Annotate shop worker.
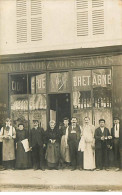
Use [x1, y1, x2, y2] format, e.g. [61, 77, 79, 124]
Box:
[94, 119, 112, 171]
[0, 118, 16, 170]
[65, 117, 82, 171]
[82, 117, 95, 170]
[60, 117, 70, 168]
[29, 120, 46, 171]
[45, 120, 60, 169]
[111, 117, 122, 171]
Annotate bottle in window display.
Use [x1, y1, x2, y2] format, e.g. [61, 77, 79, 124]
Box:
[81, 97, 83, 109]
[95, 98, 98, 108]
[109, 97, 112, 108]
[89, 98, 92, 108]
[101, 98, 104, 107]
[103, 98, 106, 107]
[106, 97, 110, 108]
[97, 98, 100, 108]
[84, 97, 87, 108]
[87, 98, 90, 108]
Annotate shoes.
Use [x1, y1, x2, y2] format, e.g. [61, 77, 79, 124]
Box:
[71, 168, 76, 171]
[40, 168, 45, 171]
[96, 169, 100, 171]
[34, 168, 38, 171]
[0, 167, 6, 171]
[105, 168, 109, 171]
[78, 168, 82, 171]
[115, 168, 120, 172]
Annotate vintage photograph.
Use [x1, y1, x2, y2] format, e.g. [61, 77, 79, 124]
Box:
[0, 0, 122, 192]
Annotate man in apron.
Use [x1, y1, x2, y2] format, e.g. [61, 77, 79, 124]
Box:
[0, 118, 16, 170]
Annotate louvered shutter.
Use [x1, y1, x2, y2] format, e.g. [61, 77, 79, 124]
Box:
[31, 0, 42, 41]
[76, 0, 88, 36]
[92, 0, 104, 35]
[16, 0, 27, 43]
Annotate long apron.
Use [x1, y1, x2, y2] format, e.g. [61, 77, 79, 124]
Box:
[60, 135, 70, 162]
[3, 139, 15, 161]
[46, 142, 60, 164]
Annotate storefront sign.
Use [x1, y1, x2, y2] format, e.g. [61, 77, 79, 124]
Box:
[73, 69, 111, 90]
[0, 61, 45, 73]
[36, 74, 46, 93]
[0, 55, 122, 73]
[46, 55, 122, 70]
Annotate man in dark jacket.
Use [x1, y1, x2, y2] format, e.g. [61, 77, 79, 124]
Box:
[94, 119, 112, 171]
[65, 117, 82, 171]
[111, 117, 122, 171]
[29, 120, 46, 170]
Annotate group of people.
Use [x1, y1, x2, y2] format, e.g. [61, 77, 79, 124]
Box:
[0, 116, 122, 171]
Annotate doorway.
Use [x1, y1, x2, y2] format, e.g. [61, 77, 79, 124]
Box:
[49, 93, 71, 126]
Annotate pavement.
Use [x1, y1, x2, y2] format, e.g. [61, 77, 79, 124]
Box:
[0, 168, 122, 192]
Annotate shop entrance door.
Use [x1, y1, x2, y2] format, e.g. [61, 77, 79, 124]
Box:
[49, 93, 71, 125]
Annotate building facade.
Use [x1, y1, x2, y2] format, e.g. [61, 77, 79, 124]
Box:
[0, 0, 122, 130]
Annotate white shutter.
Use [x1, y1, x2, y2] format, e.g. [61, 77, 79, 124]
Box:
[92, 0, 104, 35]
[16, 0, 27, 43]
[76, 0, 88, 36]
[31, 0, 42, 41]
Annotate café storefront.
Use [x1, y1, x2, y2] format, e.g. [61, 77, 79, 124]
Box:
[0, 53, 122, 131]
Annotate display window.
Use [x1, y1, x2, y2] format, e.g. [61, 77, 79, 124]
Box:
[10, 73, 47, 130]
[72, 69, 112, 130]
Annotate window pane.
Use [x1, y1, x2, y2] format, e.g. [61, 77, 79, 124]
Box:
[50, 72, 69, 92]
[11, 75, 27, 94]
[29, 73, 46, 94]
[29, 94, 47, 130]
[10, 94, 28, 129]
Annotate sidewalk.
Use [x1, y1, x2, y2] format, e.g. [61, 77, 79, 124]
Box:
[0, 169, 122, 191]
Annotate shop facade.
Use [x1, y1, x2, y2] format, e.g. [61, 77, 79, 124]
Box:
[0, 52, 122, 131]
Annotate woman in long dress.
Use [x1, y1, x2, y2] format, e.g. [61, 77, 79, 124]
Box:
[15, 124, 31, 169]
[45, 120, 60, 169]
[83, 117, 95, 170]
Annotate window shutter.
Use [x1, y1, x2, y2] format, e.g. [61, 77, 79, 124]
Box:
[16, 0, 27, 43]
[31, 0, 42, 41]
[76, 0, 88, 36]
[92, 0, 104, 35]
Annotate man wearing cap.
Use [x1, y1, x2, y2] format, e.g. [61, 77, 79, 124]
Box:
[29, 120, 46, 170]
[111, 117, 122, 171]
[0, 118, 16, 170]
[94, 119, 112, 171]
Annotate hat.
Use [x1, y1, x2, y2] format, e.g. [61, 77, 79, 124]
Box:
[18, 123, 24, 127]
[33, 120, 39, 123]
[113, 117, 120, 120]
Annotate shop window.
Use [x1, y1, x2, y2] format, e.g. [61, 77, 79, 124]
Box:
[72, 69, 112, 129]
[29, 73, 46, 94]
[72, 70, 92, 125]
[49, 72, 69, 93]
[10, 74, 27, 95]
[29, 94, 47, 130]
[10, 73, 47, 131]
[10, 94, 28, 129]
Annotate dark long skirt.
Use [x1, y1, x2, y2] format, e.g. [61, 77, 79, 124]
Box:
[46, 142, 60, 168]
[15, 141, 31, 169]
